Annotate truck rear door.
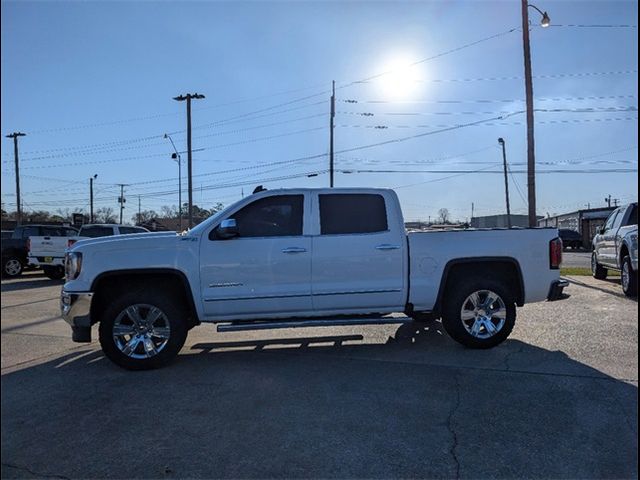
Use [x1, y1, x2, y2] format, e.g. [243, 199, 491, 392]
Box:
[310, 192, 406, 313]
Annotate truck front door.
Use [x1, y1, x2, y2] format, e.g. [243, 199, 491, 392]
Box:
[200, 193, 313, 318]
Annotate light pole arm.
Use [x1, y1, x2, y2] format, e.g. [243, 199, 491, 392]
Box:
[164, 134, 181, 162]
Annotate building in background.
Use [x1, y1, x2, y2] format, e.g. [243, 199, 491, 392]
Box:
[537, 207, 616, 248]
[470, 214, 532, 228]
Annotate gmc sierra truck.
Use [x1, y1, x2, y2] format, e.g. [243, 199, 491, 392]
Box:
[61, 188, 567, 370]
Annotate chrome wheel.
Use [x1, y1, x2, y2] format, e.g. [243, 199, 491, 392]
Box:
[112, 304, 171, 359]
[460, 290, 507, 339]
[4, 259, 21, 276]
[622, 261, 630, 291]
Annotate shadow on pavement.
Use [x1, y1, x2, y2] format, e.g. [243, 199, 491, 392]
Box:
[1, 322, 637, 479]
[1, 277, 63, 293]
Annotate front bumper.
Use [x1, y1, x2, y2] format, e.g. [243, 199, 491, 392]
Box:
[547, 279, 569, 301]
[61, 290, 94, 342]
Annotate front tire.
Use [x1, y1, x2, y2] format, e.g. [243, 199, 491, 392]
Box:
[441, 278, 516, 349]
[99, 290, 188, 370]
[591, 252, 607, 280]
[621, 255, 638, 297]
[2, 256, 23, 278]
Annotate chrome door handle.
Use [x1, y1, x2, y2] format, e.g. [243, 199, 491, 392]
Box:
[281, 247, 307, 254]
[375, 244, 401, 250]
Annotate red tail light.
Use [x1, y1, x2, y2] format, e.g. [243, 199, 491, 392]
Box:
[67, 239, 77, 248]
[550, 237, 562, 269]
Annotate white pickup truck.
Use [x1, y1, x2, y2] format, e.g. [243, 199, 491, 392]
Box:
[29, 224, 149, 279]
[592, 202, 638, 296]
[61, 188, 567, 370]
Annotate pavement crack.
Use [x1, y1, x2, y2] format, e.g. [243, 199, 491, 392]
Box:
[2, 462, 71, 479]
[446, 374, 462, 479]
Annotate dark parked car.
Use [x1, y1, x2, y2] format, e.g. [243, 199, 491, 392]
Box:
[559, 229, 583, 250]
[1, 224, 77, 278]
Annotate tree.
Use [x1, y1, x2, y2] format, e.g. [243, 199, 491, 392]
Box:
[160, 205, 178, 219]
[437, 208, 450, 224]
[132, 210, 158, 225]
[94, 207, 117, 223]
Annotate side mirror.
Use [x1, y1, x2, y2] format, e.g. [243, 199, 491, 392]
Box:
[599, 227, 606, 235]
[217, 218, 238, 239]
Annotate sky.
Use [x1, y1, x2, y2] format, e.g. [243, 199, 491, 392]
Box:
[1, 0, 638, 224]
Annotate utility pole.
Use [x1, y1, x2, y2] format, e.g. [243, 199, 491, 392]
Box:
[117, 184, 128, 224]
[329, 80, 335, 188]
[138, 196, 141, 224]
[173, 93, 205, 228]
[605, 195, 612, 207]
[6, 132, 25, 225]
[471, 202, 474, 222]
[89, 174, 97, 223]
[522, 1, 536, 227]
[498, 138, 512, 228]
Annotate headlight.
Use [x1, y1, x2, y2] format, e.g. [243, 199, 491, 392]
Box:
[64, 252, 83, 280]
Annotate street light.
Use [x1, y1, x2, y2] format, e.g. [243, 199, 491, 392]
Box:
[164, 133, 182, 231]
[497, 138, 512, 229]
[89, 174, 97, 223]
[521, 1, 550, 227]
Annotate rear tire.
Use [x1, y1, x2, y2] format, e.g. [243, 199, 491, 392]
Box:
[2, 256, 23, 278]
[43, 265, 65, 280]
[591, 252, 607, 280]
[441, 277, 516, 349]
[621, 255, 638, 297]
[99, 289, 188, 370]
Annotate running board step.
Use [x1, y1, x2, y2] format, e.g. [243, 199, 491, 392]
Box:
[216, 315, 413, 333]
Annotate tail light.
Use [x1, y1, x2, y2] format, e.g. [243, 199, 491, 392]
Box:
[68, 239, 77, 248]
[550, 237, 562, 269]
[27, 238, 31, 253]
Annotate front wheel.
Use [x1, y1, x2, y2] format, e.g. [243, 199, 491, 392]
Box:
[621, 255, 638, 297]
[441, 278, 516, 349]
[99, 290, 188, 370]
[591, 252, 607, 280]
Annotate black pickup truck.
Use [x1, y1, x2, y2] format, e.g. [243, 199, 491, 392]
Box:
[1, 224, 78, 278]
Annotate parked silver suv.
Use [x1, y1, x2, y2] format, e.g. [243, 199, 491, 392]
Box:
[591, 202, 638, 297]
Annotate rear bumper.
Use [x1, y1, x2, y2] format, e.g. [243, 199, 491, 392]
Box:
[547, 279, 569, 301]
[28, 256, 64, 267]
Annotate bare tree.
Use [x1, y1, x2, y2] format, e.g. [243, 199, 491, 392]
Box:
[132, 210, 158, 225]
[437, 208, 450, 224]
[94, 207, 117, 223]
[160, 205, 178, 218]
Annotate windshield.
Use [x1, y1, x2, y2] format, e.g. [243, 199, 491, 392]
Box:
[186, 199, 245, 237]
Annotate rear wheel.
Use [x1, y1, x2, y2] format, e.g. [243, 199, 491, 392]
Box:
[591, 252, 607, 280]
[2, 256, 23, 278]
[621, 255, 637, 297]
[441, 278, 516, 349]
[99, 290, 188, 370]
[43, 265, 65, 280]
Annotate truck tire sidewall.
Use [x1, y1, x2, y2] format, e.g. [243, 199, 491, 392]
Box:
[43, 265, 65, 280]
[622, 255, 638, 297]
[2, 256, 23, 278]
[99, 290, 188, 370]
[591, 252, 607, 280]
[442, 278, 516, 349]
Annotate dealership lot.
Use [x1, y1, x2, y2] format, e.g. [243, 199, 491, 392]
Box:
[1, 272, 637, 479]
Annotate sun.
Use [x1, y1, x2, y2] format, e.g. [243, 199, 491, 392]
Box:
[377, 55, 423, 99]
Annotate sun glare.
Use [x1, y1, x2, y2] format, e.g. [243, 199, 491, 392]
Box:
[377, 55, 423, 99]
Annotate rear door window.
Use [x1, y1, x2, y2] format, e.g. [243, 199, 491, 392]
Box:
[319, 194, 388, 235]
[79, 226, 114, 238]
[119, 227, 148, 235]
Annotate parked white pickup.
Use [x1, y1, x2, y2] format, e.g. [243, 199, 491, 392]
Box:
[30, 224, 148, 280]
[61, 188, 567, 370]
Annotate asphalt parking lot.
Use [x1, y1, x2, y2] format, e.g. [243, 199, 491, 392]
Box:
[1, 271, 637, 479]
